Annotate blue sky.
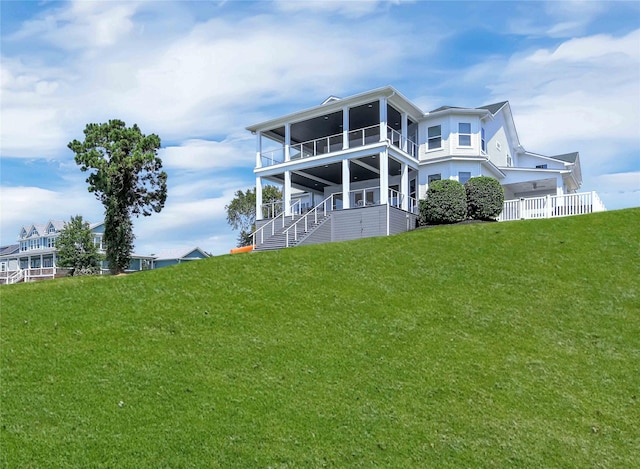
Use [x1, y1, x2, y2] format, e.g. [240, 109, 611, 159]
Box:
[1, 0, 639, 255]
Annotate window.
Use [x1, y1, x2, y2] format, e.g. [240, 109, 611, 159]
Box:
[506, 155, 512, 167]
[20, 241, 27, 252]
[496, 141, 502, 151]
[43, 256, 54, 268]
[47, 237, 56, 248]
[536, 164, 548, 169]
[481, 128, 486, 153]
[459, 172, 471, 184]
[31, 258, 40, 269]
[428, 173, 441, 184]
[427, 125, 442, 150]
[458, 123, 471, 146]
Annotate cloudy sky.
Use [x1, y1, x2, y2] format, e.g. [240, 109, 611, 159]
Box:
[1, 0, 639, 255]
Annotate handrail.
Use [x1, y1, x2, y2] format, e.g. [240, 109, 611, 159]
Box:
[251, 199, 301, 247]
[387, 128, 418, 159]
[283, 194, 336, 247]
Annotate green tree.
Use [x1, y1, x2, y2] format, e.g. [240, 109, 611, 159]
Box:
[56, 215, 104, 276]
[68, 120, 167, 274]
[225, 185, 282, 247]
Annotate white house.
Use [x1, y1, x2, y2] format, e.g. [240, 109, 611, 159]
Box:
[248, 86, 605, 250]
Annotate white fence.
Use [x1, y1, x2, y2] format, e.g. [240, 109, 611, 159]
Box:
[498, 191, 606, 222]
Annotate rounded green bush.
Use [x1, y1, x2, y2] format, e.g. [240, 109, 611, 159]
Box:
[420, 179, 467, 225]
[465, 176, 505, 220]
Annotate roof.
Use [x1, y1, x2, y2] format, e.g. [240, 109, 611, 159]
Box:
[477, 101, 508, 115]
[0, 244, 19, 256]
[549, 152, 579, 163]
[152, 247, 209, 261]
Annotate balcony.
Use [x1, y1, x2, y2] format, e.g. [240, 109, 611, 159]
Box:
[259, 125, 418, 168]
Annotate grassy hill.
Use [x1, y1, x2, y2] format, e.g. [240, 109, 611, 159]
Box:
[1, 209, 639, 468]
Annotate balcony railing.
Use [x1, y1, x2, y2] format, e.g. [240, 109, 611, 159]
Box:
[498, 191, 606, 221]
[259, 125, 418, 167]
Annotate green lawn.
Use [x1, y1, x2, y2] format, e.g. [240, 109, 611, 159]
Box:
[1, 209, 639, 468]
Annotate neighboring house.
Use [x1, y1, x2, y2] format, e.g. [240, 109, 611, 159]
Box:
[151, 248, 210, 269]
[249, 85, 605, 250]
[0, 220, 209, 284]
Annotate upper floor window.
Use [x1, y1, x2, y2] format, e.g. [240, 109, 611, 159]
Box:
[506, 154, 512, 167]
[20, 241, 27, 252]
[459, 172, 471, 184]
[427, 125, 442, 150]
[47, 237, 56, 248]
[481, 128, 486, 153]
[536, 164, 548, 169]
[458, 123, 471, 146]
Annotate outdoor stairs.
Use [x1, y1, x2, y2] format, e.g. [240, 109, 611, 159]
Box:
[254, 213, 330, 251]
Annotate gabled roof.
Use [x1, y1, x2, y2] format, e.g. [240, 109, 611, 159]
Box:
[477, 101, 508, 115]
[429, 105, 463, 113]
[322, 96, 341, 105]
[152, 247, 210, 261]
[549, 152, 579, 163]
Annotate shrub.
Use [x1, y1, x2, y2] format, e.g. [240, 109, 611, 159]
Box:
[465, 176, 505, 220]
[420, 179, 467, 225]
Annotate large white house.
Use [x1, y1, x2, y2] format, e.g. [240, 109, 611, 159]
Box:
[249, 86, 605, 250]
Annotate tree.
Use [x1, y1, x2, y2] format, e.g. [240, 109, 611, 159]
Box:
[419, 179, 467, 225]
[56, 215, 104, 276]
[68, 120, 167, 275]
[225, 185, 282, 247]
[465, 176, 505, 220]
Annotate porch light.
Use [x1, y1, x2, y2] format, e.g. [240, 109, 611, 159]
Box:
[324, 116, 329, 120]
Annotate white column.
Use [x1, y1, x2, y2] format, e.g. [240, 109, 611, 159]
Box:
[342, 107, 349, 150]
[255, 131, 262, 168]
[255, 176, 263, 221]
[379, 97, 387, 142]
[284, 171, 292, 216]
[285, 123, 291, 162]
[380, 151, 389, 204]
[342, 159, 351, 209]
[401, 112, 408, 152]
[400, 162, 409, 211]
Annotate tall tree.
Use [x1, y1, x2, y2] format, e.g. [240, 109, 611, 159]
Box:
[225, 185, 282, 247]
[68, 120, 167, 274]
[56, 215, 104, 276]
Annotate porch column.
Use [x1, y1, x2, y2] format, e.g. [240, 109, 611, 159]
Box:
[255, 131, 262, 168]
[400, 162, 409, 211]
[379, 151, 389, 205]
[284, 123, 291, 162]
[401, 112, 408, 152]
[342, 107, 349, 150]
[342, 159, 351, 209]
[255, 176, 263, 221]
[379, 97, 387, 142]
[284, 171, 292, 216]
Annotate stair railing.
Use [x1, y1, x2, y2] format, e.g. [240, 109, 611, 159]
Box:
[252, 200, 301, 247]
[283, 194, 336, 247]
[8, 269, 24, 284]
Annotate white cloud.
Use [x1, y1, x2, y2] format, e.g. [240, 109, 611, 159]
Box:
[590, 171, 640, 209]
[0, 185, 102, 245]
[274, 0, 409, 18]
[160, 137, 254, 171]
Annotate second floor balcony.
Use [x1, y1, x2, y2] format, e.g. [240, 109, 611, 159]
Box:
[259, 124, 418, 167]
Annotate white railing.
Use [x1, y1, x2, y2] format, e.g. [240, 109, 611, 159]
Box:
[261, 201, 284, 219]
[252, 200, 301, 247]
[7, 269, 24, 284]
[283, 194, 338, 247]
[259, 124, 421, 167]
[387, 128, 418, 159]
[498, 191, 606, 222]
[348, 124, 381, 148]
[290, 134, 343, 160]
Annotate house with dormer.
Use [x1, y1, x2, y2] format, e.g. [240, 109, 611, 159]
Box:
[0, 220, 209, 284]
[249, 86, 604, 250]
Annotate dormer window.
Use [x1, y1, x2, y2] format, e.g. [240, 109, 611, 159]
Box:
[458, 123, 471, 146]
[427, 125, 442, 150]
[28, 227, 39, 237]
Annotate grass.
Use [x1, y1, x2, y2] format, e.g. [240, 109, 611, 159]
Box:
[1, 208, 639, 468]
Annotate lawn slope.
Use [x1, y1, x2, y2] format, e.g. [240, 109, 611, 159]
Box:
[1, 209, 639, 468]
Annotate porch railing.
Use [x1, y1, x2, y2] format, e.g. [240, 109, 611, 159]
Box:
[498, 191, 606, 222]
[283, 194, 337, 247]
[259, 124, 418, 168]
[387, 128, 418, 159]
[252, 200, 301, 246]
